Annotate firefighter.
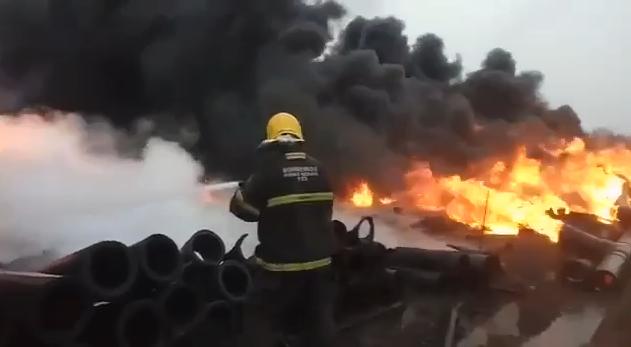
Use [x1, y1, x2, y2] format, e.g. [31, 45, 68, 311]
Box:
[230, 112, 336, 347]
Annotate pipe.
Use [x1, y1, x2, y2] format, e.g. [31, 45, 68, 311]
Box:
[384, 248, 502, 284]
[40, 241, 137, 300]
[444, 303, 462, 347]
[181, 260, 251, 302]
[79, 300, 166, 347]
[223, 234, 248, 263]
[560, 258, 596, 285]
[117, 300, 167, 347]
[384, 248, 470, 273]
[465, 253, 503, 275]
[77, 302, 120, 347]
[347, 217, 375, 246]
[130, 234, 182, 295]
[215, 260, 251, 302]
[4, 250, 57, 272]
[181, 230, 225, 265]
[0, 309, 8, 347]
[180, 262, 213, 299]
[0, 271, 93, 344]
[591, 268, 631, 346]
[1, 326, 48, 347]
[593, 232, 631, 290]
[558, 223, 615, 257]
[157, 283, 204, 337]
[338, 242, 387, 274]
[333, 220, 349, 250]
[193, 301, 236, 343]
[393, 268, 446, 289]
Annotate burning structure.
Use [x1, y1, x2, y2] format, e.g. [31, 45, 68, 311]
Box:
[349, 137, 631, 244]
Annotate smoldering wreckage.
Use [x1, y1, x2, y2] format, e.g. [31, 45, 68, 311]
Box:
[1, 0, 631, 346]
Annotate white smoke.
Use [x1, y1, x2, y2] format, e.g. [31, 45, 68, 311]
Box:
[0, 113, 256, 263]
[0, 112, 444, 265]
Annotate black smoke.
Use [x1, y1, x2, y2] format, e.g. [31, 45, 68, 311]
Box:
[0, 0, 584, 193]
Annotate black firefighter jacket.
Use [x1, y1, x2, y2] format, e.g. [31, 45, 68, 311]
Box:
[230, 143, 336, 271]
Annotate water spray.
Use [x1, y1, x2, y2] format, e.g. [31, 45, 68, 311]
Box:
[203, 182, 240, 192]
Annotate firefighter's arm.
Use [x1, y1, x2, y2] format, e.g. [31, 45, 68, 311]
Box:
[230, 187, 259, 222]
[230, 175, 267, 222]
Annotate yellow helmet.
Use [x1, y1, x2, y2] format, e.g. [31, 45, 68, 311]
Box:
[266, 112, 304, 142]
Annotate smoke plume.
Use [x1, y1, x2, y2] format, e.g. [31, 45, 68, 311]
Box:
[0, 114, 259, 263]
[0, 0, 585, 194]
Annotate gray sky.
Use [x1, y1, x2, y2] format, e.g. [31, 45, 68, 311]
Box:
[337, 0, 631, 133]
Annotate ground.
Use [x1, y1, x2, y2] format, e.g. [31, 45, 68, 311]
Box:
[329, 210, 620, 347]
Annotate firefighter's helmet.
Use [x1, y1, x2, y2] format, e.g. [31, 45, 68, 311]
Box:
[266, 112, 304, 142]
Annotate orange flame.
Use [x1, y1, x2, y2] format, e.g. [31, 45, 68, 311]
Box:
[404, 138, 630, 242]
[351, 182, 374, 207]
[379, 197, 396, 205]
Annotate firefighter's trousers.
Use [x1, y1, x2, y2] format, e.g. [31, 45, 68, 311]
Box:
[242, 265, 336, 347]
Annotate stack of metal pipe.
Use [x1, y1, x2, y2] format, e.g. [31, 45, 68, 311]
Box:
[0, 231, 252, 347]
[548, 207, 631, 291]
[543, 206, 631, 291]
[333, 217, 503, 306]
[557, 223, 631, 291]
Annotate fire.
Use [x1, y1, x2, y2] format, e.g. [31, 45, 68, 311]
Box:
[379, 197, 396, 205]
[351, 182, 374, 207]
[404, 138, 631, 242]
[349, 183, 398, 207]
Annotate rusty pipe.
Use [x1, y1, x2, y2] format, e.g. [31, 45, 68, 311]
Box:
[181, 230, 225, 265]
[40, 241, 137, 300]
